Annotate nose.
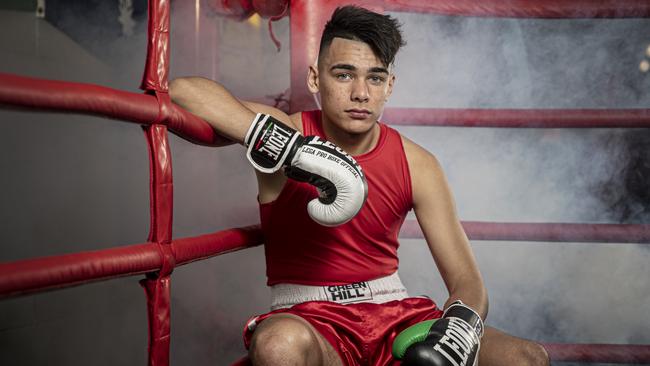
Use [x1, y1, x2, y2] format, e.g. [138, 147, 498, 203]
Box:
[350, 78, 369, 103]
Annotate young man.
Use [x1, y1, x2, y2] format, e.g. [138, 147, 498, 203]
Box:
[170, 6, 549, 366]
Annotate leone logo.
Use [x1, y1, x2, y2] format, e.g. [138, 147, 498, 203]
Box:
[256, 123, 293, 160]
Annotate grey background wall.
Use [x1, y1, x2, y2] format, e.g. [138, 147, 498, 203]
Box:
[1, 2, 649, 365]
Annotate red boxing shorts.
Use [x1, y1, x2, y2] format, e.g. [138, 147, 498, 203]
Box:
[243, 297, 444, 365]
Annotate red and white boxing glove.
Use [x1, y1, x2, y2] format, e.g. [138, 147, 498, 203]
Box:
[244, 113, 368, 226]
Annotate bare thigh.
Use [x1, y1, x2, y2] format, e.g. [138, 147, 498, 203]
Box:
[253, 313, 345, 366]
[479, 326, 549, 366]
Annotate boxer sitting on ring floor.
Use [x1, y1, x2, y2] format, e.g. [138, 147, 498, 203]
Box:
[170, 6, 550, 366]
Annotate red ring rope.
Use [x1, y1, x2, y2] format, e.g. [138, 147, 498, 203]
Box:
[544, 343, 650, 363]
[382, 108, 650, 128]
[0, 72, 231, 146]
[401, 221, 650, 243]
[382, 0, 650, 19]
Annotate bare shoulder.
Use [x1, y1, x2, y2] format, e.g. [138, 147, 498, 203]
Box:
[401, 135, 444, 178]
[401, 135, 448, 208]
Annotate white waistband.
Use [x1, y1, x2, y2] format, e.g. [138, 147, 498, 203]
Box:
[270, 272, 409, 310]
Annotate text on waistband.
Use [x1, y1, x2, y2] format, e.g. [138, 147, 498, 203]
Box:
[323, 281, 374, 304]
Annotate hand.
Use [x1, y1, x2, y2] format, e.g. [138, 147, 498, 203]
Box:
[245, 113, 367, 226]
[393, 301, 483, 366]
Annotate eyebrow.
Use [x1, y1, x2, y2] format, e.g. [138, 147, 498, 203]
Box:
[369, 66, 390, 74]
[330, 63, 389, 74]
[330, 64, 356, 71]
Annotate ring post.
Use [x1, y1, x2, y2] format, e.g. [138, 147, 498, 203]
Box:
[140, 0, 175, 365]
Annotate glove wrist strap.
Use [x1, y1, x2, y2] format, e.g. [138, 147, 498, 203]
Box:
[443, 300, 484, 338]
[245, 113, 302, 173]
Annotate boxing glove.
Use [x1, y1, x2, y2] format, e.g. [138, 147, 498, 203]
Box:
[393, 301, 483, 366]
[244, 113, 367, 226]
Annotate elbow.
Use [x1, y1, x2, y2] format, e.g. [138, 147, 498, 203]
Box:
[466, 279, 489, 320]
[169, 77, 198, 105]
[169, 77, 230, 111]
[169, 76, 217, 102]
[481, 287, 489, 320]
[474, 277, 489, 320]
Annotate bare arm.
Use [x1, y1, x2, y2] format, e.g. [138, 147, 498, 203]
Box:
[168, 76, 295, 144]
[170, 76, 297, 203]
[404, 137, 488, 319]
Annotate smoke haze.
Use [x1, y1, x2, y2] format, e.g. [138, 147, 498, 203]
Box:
[1, 3, 649, 365]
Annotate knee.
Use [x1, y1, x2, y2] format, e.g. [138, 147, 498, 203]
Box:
[249, 317, 318, 364]
[517, 342, 550, 366]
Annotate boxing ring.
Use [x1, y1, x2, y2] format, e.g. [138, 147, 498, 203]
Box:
[1, 0, 650, 364]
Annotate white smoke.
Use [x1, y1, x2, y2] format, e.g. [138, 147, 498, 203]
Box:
[391, 12, 650, 361]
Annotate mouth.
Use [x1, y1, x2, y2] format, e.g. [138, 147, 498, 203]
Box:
[345, 109, 372, 120]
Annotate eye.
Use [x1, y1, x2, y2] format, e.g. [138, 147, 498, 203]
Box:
[336, 73, 353, 81]
[368, 75, 386, 85]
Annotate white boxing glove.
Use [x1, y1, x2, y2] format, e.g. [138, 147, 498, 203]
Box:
[244, 113, 368, 226]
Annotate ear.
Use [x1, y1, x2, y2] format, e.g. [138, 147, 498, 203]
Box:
[386, 74, 396, 101]
[307, 64, 320, 94]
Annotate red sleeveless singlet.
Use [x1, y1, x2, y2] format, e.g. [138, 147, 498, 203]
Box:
[260, 110, 413, 285]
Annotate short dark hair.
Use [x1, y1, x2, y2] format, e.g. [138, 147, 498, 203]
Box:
[318, 6, 406, 67]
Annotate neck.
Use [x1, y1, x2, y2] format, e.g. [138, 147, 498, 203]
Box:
[321, 118, 380, 156]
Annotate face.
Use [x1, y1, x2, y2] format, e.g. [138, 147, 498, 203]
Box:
[308, 37, 395, 135]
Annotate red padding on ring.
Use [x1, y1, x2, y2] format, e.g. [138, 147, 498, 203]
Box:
[140, 275, 172, 366]
[0, 72, 233, 146]
[140, 0, 170, 92]
[144, 125, 174, 246]
[0, 243, 161, 298]
[172, 225, 264, 264]
[0, 226, 263, 299]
